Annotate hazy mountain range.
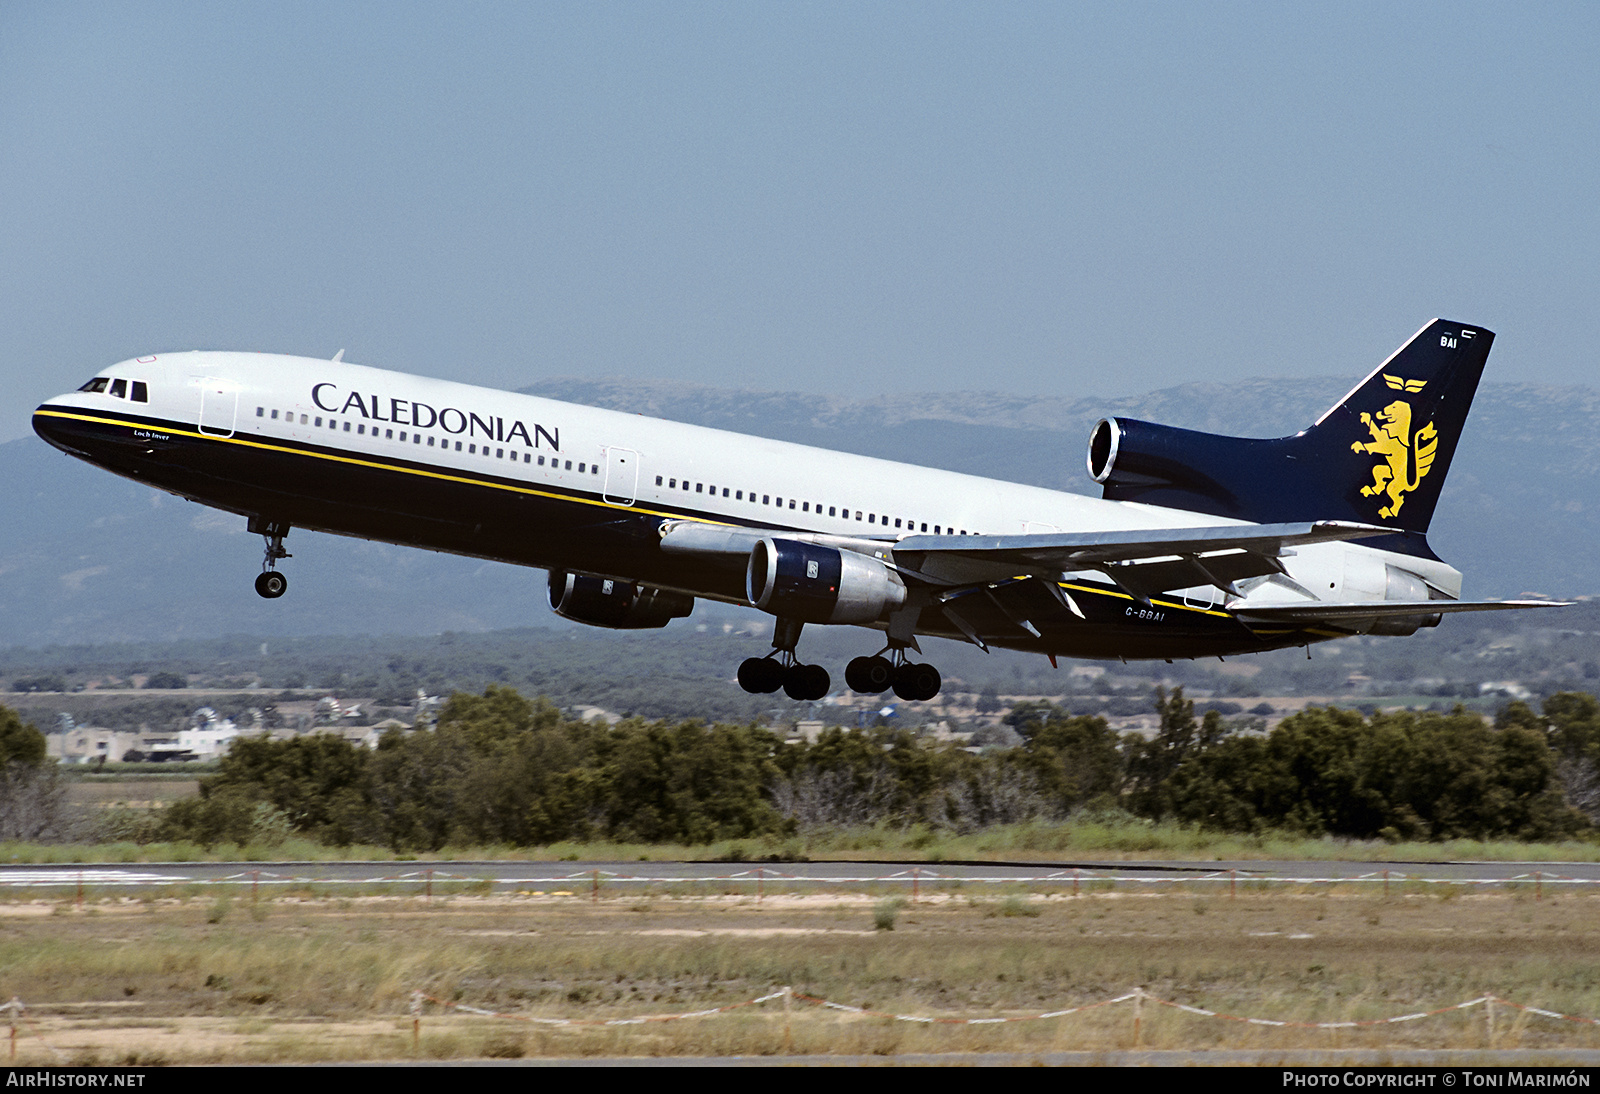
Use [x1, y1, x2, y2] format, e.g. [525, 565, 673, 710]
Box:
[3, 375, 1595, 646]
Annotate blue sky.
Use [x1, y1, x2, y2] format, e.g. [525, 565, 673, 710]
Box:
[2, 2, 1596, 443]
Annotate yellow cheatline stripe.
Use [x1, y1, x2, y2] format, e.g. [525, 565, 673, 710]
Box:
[34, 408, 732, 528]
[1058, 580, 1233, 618]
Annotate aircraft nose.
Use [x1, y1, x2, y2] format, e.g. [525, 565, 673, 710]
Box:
[33, 400, 78, 453]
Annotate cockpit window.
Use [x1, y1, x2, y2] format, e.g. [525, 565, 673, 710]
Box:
[131, 381, 148, 402]
[78, 378, 110, 393]
[109, 379, 127, 398]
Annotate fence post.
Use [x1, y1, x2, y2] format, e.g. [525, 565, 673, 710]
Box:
[782, 985, 793, 1053]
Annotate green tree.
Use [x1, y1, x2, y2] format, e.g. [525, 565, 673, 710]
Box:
[0, 706, 66, 842]
[205, 734, 374, 845]
[160, 787, 261, 848]
[1502, 695, 1599, 826]
[590, 720, 784, 843]
[1124, 688, 1228, 820]
[0, 707, 47, 766]
[1011, 705, 1122, 812]
[1217, 705, 1581, 840]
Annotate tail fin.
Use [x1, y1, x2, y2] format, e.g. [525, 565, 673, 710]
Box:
[1306, 319, 1492, 532]
[1089, 319, 1493, 551]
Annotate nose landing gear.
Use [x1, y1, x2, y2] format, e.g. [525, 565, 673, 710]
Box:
[249, 517, 291, 600]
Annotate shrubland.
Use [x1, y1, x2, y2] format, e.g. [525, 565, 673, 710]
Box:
[118, 687, 1600, 852]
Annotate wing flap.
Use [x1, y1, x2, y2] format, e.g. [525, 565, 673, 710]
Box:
[1103, 549, 1286, 602]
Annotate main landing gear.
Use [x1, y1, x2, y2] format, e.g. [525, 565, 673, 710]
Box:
[845, 648, 941, 702]
[249, 517, 291, 600]
[737, 619, 831, 701]
[735, 621, 943, 703]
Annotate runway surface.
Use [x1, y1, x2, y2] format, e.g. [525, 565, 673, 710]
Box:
[2, 858, 1597, 890]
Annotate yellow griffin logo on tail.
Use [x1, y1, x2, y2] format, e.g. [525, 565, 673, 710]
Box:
[1351, 376, 1437, 519]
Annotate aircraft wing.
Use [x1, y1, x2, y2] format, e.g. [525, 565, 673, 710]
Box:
[661, 516, 1400, 606]
[890, 520, 1394, 598]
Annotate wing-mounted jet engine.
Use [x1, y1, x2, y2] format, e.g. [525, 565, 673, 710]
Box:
[548, 571, 693, 630]
[745, 538, 906, 625]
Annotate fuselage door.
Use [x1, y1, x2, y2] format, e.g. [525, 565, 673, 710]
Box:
[197, 379, 238, 438]
[603, 446, 639, 506]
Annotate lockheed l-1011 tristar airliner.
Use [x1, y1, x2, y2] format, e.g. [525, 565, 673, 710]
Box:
[33, 319, 1554, 702]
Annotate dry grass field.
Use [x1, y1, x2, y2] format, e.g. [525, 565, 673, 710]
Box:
[1, 882, 1598, 1063]
[64, 778, 199, 809]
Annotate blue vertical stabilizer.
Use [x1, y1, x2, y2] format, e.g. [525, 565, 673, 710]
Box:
[1086, 319, 1494, 556]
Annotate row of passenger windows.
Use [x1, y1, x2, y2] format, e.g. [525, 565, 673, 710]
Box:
[252, 403, 968, 527]
[254, 406, 598, 474]
[80, 377, 149, 402]
[652, 475, 972, 535]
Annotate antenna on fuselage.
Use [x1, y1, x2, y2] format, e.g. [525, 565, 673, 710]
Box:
[332, 349, 345, 363]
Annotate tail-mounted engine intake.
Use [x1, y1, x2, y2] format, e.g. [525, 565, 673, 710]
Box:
[1087, 416, 1246, 510]
[548, 571, 694, 630]
[746, 539, 906, 625]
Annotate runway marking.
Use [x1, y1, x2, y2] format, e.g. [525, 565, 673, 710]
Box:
[0, 870, 191, 886]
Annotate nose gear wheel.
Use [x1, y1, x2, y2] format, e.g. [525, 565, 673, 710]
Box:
[254, 571, 287, 599]
[248, 517, 292, 600]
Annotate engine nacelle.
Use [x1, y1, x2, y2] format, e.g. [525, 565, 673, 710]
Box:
[548, 571, 694, 630]
[1324, 559, 1445, 637]
[1370, 565, 1442, 636]
[745, 539, 906, 625]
